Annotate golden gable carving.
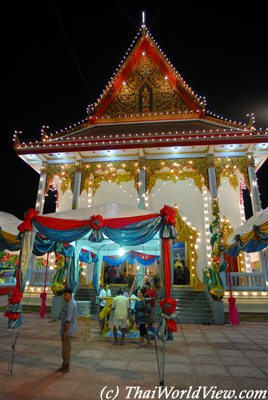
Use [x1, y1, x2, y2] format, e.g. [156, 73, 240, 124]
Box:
[103, 55, 190, 117]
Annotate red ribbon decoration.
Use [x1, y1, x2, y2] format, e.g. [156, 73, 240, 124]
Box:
[4, 288, 22, 321]
[226, 264, 240, 325]
[18, 208, 39, 232]
[88, 215, 104, 230]
[160, 297, 177, 332]
[4, 312, 20, 320]
[8, 289, 22, 304]
[160, 297, 177, 314]
[160, 205, 176, 226]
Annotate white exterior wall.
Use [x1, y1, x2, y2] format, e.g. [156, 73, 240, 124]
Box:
[79, 189, 93, 209]
[218, 175, 243, 230]
[92, 180, 138, 208]
[51, 175, 73, 212]
[148, 178, 208, 281]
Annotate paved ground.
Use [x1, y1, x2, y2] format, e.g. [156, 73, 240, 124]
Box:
[0, 313, 268, 400]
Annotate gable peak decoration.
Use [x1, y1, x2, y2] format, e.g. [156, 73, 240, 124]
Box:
[90, 24, 205, 124]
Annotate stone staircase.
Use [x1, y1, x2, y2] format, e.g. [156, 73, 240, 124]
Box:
[75, 285, 216, 324]
[74, 286, 98, 316]
[74, 286, 123, 318]
[171, 287, 215, 324]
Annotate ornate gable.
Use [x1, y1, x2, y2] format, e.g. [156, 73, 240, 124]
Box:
[102, 53, 191, 117]
[93, 27, 203, 122]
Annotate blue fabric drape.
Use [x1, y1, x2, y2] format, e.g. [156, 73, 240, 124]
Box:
[33, 220, 91, 243]
[103, 252, 159, 266]
[228, 233, 268, 257]
[33, 216, 164, 246]
[102, 217, 162, 246]
[33, 234, 57, 255]
[79, 251, 93, 264]
[78, 250, 99, 291]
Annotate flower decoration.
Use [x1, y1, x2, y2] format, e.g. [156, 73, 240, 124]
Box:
[88, 215, 104, 230]
[160, 205, 176, 226]
[159, 205, 177, 239]
[159, 297, 177, 332]
[8, 289, 22, 304]
[88, 215, 104, 242]
[4, 288, 23, 323]
[18, 208, 39, 232]
[160, 297, 177, 314]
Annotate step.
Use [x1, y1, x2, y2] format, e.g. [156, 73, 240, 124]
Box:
[75, 286, 216, 325]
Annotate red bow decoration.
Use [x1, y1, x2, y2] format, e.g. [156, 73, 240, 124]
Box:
[88, 215, 104, 230]
[8, 289, 22, 304]
[4, 289, 22, 321]
[18, 209, 39, 232]
[160, 297, 177, 332]
[40, 291, 47, 318]
[160, 205, 176, 226]
[4, 312, 20, 320]
[160, 297, 177, 314]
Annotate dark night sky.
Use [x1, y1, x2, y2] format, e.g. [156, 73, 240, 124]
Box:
[1, 1, 267, 220]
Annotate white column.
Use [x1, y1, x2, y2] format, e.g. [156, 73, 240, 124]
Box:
[138, 156, 146, 209]
[207, 154, 218, 204]
[72, 160, 82, 210]
[247, 153, 262, 214]
[247, 153, 267, 286]
[35, 161, 48, 213]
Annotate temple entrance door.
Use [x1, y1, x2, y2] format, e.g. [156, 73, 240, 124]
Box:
[173, 241, 191, 287]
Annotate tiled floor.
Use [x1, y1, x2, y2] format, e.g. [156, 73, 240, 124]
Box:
[0, 313, 268, 399]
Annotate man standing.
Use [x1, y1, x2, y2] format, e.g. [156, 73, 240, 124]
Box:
[99, 283, 112, 331]
[111, 288, 129, 345]
[58, 288, 78, 372]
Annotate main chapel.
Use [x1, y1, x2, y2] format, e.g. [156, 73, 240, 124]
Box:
[13, 22, 268, 315]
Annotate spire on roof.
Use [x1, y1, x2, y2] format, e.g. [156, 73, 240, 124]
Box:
[141, 10, 147, 34]
[142, 11, 146, 25]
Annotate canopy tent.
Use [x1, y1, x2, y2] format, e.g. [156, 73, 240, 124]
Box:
[45, 202, 156, 220]
[17, 203, 177, 297]
[227, 207, 268, 256]
[0, 211, 22, 236]
[0, 211, 21, 252]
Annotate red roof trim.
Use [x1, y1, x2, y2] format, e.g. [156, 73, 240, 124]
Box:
[94, 36, 199, 119]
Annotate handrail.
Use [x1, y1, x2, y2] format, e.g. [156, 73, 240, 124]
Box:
[225, 271, 267, 290]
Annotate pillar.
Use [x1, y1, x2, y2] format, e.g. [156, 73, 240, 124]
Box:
[247, 153, 262, 214]
[207, 154, 218, 204]
[247, 153, 267, 285]
[72, 160, 82, 210]
[138, 156, 146, 209]
[35, 161, 48, 213]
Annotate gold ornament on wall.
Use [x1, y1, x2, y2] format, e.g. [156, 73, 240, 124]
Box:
[80, 161, 139, 194]
[103, 55, 191, 118]
[46, 164, 76, 194]
[146, 158, 208, 192]
[214, 157, 249, 190]
[174, 206, 203, 288]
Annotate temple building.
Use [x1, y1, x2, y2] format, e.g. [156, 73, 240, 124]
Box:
[13, 23, 268, 316]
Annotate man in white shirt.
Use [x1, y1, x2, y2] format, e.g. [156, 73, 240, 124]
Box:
[98, 284, 112, 330]
[111, 288, 129, 345]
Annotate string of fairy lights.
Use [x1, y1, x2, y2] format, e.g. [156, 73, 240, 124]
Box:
[12, 25, 268, 150]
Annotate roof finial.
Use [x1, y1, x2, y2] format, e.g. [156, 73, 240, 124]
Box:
[141, 10, 146, 29]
